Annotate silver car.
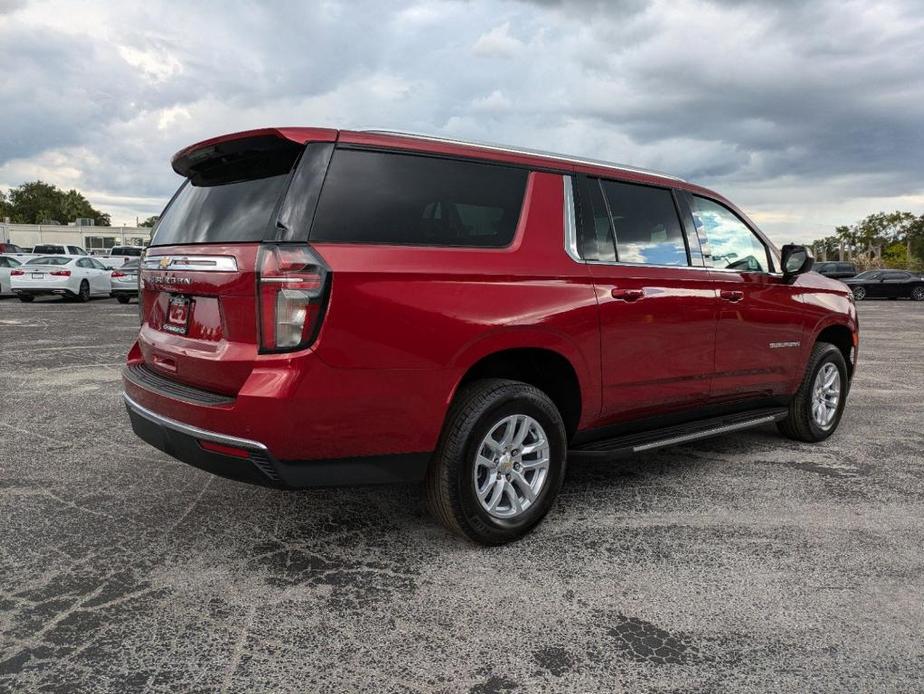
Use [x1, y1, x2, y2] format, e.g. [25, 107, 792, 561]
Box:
[110, 259, 140, 304]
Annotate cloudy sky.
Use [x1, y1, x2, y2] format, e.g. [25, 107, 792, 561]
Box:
[1, 0, 922, 243]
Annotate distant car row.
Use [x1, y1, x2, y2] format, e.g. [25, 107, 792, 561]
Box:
[0, 254, 139, 303]
[0, 243, 145, 268]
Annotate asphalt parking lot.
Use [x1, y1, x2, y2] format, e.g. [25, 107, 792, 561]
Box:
[1, 296, 922, 692]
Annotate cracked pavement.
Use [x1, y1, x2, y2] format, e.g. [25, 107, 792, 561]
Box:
[1, 296, 922, 692]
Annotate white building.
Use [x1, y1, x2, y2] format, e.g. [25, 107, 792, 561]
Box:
[1, 222, 151, 253]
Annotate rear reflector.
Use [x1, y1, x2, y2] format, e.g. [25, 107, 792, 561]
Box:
[257, 244, 330, 352]
[198, 440, 252, 459]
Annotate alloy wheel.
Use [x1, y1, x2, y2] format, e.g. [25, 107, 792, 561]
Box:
[473, 414, 550, 519]
[811, 363, 841, 430]
[852, 286, 866, 301]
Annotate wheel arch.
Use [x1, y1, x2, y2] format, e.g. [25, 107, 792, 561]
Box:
[448, 333, 596, 442]
[814, 323, 855, 377]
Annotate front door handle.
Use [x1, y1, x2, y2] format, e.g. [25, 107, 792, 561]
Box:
[611, 288, 644, 302]
[720, 290, 744, 302]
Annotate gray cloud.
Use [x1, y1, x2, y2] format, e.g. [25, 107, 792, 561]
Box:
[0, 0, 922, 239]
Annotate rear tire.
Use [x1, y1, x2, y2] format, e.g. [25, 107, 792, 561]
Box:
[777, 342, 848, 443]
[18, 294, 34, 303]
[116, 296, 130, 304]
[911, 286, 924, 301]
[425, 378, 567, 545]
[77, 280, 90, 303]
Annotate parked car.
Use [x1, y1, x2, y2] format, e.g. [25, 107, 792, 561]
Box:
[0, 254, 23, 295]
[0, 242, 29, 256]
[31, 243, 89, 256]
[110, 259, 140, 303]
[814, 261, 857, 279]
[123, 127, 859, 545]
[11, 254, 112, 302]
[844, 269, 924, 301]
[106, 246, 146, 268]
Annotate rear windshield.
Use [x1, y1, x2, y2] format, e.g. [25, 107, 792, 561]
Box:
[112, 247, 143, 256]
[27, 256, 71, 265]
[32, 245, 65, 254]
[309, 149, 528, 247]
[151, 138, 303, 246]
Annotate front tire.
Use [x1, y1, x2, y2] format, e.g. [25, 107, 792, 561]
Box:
[777, 342, 849, 443]
[911, 286, 924, 302]
[852, 286, 866, 301]
[425, 379, 567, 545]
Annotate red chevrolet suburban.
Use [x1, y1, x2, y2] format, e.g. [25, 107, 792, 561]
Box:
[124, 127, 858, 544]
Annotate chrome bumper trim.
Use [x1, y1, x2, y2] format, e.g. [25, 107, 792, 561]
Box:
[122, 392, 269, 452]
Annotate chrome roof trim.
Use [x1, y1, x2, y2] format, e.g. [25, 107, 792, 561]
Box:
[359, 129, 686, 182]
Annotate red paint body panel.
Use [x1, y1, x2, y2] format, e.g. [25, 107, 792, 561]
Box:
[126, 127, 859, 471]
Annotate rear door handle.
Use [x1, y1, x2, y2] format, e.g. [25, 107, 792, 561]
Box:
[720, 290, 744, 302]
[611, 288, 644, 302]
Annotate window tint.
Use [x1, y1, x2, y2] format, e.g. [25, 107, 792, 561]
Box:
[90, 258, 106, 270]
[691, 196, 769, 272]
[33, 245, 65, 254]
[837, 263, 854, 272]
[883, 271, 910, 280]
[599, 180, 688, 266]
[576, 177, 616, 261]
[0, 258, 7, 268]
[111, 246, 143, 256]
[152, 141, 306, 246]
[27, 256, 71, 266]
[310, 150, 528, 247]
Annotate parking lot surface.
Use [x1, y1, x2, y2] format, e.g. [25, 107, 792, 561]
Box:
[1, 296, 922, 692]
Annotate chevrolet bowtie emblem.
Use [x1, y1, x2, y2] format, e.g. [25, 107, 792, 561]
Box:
[159, 257, 171, 269]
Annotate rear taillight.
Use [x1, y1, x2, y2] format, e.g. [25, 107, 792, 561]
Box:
[112, 271, 126, 278]
[257, 244, 330, 352]
[50, 270, 71, 277]
[10, 269, 24, 276]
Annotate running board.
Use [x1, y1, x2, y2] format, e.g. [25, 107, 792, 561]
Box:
[568, 407, 788, 461]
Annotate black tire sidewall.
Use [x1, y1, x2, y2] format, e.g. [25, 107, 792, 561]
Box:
[455, 391, 566, 542]
[853, 287, 865, 300]
[79, 281, 89, 302]
[803, 347, 849, 440]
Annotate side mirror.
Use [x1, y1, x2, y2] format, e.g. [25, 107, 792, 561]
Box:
[781, 244, 813, 280]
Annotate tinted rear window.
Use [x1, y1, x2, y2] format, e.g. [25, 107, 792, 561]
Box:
[309, 150, 528, 247]
[601, 179, 688, 266]
[112, 247, 143, 256]
[151, 139, 304, 246]
[33, 245, 65, 254]
[27, 256, 71, 265]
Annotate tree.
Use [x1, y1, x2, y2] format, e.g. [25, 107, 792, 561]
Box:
[4, 180, 110, 226]
[809, 210, 924, 270]
[0, 190, 11, 220]
[139, 216, 159, 228]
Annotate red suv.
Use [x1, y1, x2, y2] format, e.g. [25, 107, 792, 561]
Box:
[124, 128, 858, 544]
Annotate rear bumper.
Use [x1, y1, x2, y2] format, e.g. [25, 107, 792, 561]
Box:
[123, 392, 430, 488]
[13, 288, 77, 297]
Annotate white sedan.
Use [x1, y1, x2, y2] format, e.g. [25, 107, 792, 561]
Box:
[0, 254, 24, 296]
[11, 255, 112, 302]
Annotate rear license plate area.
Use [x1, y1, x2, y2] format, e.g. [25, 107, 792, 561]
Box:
[163, 295, 192, 335]
[32, 273, 44, 279]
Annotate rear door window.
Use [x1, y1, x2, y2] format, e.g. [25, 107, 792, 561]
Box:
[691, 196, 770, 273]
[309, 149, 528, 247]
[598, 179, 689, 266]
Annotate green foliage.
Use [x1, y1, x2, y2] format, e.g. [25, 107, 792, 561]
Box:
[139, 216, 159, 228]
[810, 210, 924, 270]
[4, 180, 111, 226]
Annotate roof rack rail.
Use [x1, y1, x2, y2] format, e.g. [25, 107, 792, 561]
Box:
[358, 129, 685, 182]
